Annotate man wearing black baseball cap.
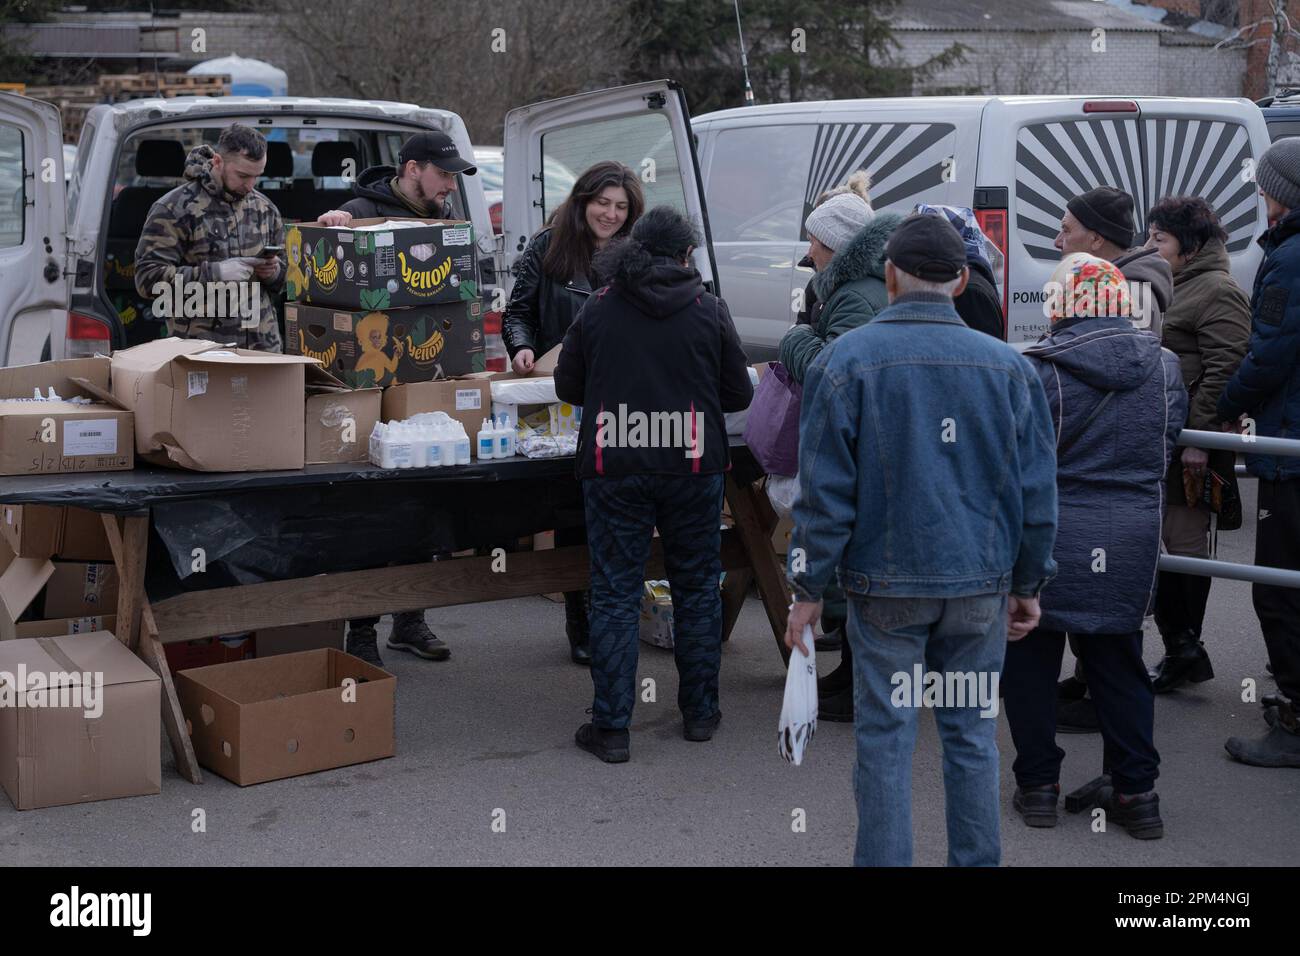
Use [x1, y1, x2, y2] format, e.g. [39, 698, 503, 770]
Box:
[784, 212, 1059, 866]
[316, 130, 477, 227]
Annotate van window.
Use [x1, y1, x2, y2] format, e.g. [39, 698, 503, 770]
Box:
[0, 123, 23, 248]
[1014, 117, 1259, 261]
[709, 125, 816, 242]
[540, 112, 684, 221]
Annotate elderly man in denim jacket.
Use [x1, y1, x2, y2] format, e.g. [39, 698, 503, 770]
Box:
[784, 214, 1060, 867]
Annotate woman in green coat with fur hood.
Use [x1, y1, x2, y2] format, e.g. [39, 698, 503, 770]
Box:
[778, 193, 900, 721]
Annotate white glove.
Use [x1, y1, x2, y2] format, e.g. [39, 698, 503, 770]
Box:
[214, 257, 259, 281]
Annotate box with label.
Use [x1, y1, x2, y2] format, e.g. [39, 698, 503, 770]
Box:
[42, 561, 119, 619]
[381, 377, 491, 444]
[175, 648, 395, 786]
[0, 630, 161, 810]
[303, 366, 381, 465]
[110, 338, 319, 472]
[0, 505, 114, 561]
[255, 620, 345, 657]
[285, 299, 485, 389]
[285, 218, 477, 310]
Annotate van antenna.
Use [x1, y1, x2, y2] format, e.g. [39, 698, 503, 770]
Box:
[733, 0, 756, 106]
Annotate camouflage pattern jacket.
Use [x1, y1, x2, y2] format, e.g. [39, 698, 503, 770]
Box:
[134, 144, 287, 351]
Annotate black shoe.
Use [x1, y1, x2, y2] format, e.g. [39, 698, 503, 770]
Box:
[1264, 693, 1293, 728]
[345, 625, 384, 668]
[817, 660, 852, 695]
[1013, 783, 1060, 828]
[575, 722, 630, 763]
[1226, 704, 1300, 768]
[683, 710, 722, 742]
[1064, 774, 1112, 814]
[818, 685, 853, 722]
[1102, 789, 1164, 840]
[387, 612, 450, 661]
[564, 590, 591, 667]
[1150, 630, 1214, 693]
[1057, 696, 1099, 734]
[1057, 676, 1088, 702]
[814, 628, 842, 652]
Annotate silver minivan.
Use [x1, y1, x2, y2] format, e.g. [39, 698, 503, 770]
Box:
[0, 79, 714, 366]
[693, 95, 1271, 357]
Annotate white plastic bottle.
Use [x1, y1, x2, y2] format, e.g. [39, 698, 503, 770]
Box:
[477, 418, 494, 460]
[495, 414, 513, 459]
[382, 425, 412, 469]
[438, 425, 458, 469]
[407, 422, 428, 468]
[454, 430, 471, 465]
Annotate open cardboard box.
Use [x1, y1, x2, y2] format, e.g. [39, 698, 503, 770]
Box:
[304, 365, 380, 465]
[0, 539, 119, 641]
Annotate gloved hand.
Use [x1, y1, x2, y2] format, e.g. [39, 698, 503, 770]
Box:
[214, 257, 260, 281]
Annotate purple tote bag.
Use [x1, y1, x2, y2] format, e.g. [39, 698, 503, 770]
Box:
[743, 361, 802, 477]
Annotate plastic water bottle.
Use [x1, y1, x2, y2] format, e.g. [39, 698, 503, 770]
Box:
[495, 414, 513, 459]
[477, 418, 494, 460]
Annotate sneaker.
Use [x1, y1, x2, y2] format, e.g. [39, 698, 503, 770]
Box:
[1057, 676, 1088, 701]
[1226, 707, 1300, 768]
[1057, 696, 1099, 734]
[575, 723, 630, 763]
[387, 612, 450, 661]
[345, 625, 384, 668]
[1102, 789, 1164, 840]
[683, 711, 722, 742]
[1013, 783, 1060, 828]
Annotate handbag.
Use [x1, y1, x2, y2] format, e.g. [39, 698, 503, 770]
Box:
[1180, 451, 1243, 532]
[743, 361, 803, 477]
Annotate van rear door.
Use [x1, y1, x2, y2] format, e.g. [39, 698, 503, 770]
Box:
[502, 79, 716, 291]
[0, 93, 69, 365]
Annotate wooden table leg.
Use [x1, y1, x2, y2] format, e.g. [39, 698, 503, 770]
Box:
[724, 476, 792, 665]
[102, 513, 204, 785]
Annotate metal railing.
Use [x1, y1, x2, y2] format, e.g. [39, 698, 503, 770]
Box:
[1163, 428, 1300, 588]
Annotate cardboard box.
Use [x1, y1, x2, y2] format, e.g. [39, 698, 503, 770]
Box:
[285, 300, 486, 388]
[12, 615, 116, 640]
[285, 217, 477, 310]
[303, 366, 381, 465]
[0, 506, 114, 561]
[381, 377, 491, 444]
[164, 634, 255, 672]
[110, 338, 319, 472]
[639, 581, 674, 649]
[255, 620, 345, 657]
[0, 631, 161, 810]
[175, 648, 395, 786]
[42, 561, 119, 619]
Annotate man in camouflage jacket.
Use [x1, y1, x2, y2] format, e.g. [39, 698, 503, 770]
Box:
[134, 124, 287, 351]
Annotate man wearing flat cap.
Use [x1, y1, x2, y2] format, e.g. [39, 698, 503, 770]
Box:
[1055, 185, 1173, 336]
[784, 213, 1060, 867]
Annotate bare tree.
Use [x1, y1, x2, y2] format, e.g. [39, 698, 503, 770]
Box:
[1215, 0, 1300, 95]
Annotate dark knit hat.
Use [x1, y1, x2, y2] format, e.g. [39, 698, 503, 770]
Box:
[1257, 138, 1300, 211]
[884, 213, 967, 282]
[1066, 186, 1135, 249]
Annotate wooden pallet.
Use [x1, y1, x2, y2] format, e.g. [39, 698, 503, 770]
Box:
[100, 72, 229, 97]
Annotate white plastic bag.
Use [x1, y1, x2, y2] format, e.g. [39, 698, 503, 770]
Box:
[778, 624, 817, 765]
[766, 473, 800, 519]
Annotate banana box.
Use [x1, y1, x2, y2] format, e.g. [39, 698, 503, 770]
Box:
[285, 300, 485, 389]
[285, 218, 477, 311]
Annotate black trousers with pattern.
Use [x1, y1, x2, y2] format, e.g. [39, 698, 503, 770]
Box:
[584, 473, 724, 730]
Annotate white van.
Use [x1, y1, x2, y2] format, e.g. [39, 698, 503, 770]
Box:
[0, 79, 712, 365]
[692, 95, 1271, 357]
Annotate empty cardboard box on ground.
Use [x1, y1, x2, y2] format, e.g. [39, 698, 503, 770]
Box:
[0, 631, 160, 810]
[285, 300, 486, 389]
[176, 648, 394, 786]
[304, 366, 380, 465]
[286, 218, 477, 311]
[0, 356, 133, 476]
[110, 338, 319, 471]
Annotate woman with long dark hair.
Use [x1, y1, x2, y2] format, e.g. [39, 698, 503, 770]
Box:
[503, 161, 645, 665]
[554, 206, 753, 762]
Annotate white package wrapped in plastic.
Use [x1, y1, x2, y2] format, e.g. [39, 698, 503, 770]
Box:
[778, 624, 818, 765]
[490, 377, 559, 406]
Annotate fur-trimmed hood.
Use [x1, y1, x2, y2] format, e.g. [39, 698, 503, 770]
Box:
[812, 212, 902, 302]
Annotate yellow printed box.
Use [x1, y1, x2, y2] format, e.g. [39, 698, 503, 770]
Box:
[286, 218, 477, 311]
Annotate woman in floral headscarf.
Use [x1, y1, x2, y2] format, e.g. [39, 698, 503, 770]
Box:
[1001, 252, 1188, 840]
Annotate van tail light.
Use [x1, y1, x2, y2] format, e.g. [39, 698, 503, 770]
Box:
[1083, 100, 1138, 113]
[67, 311, 113, 358]
[489, 201, 502, 235]
[973, 202, 1009, 341]
[482, 309, 508, 372]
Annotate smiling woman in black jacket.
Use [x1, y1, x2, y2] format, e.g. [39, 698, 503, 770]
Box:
[502, 161, 644, 665]
[555, 206, 753, 763]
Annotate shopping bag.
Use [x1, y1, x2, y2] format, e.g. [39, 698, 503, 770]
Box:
[778, 624, 817, 765]
[743, 361, 802, 477]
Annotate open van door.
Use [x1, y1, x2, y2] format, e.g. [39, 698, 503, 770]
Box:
[503, 79, 717, 293]
[0, 93, 68, 365]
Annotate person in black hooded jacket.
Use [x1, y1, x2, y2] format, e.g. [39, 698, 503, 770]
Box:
[555, 206, 753, 763]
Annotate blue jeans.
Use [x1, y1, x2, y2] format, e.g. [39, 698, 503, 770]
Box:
[583, 473, 725, 730]
[846, 592, 1008, 867]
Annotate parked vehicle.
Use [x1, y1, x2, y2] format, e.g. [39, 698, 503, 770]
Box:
[0, 79, 710, 366]
[693, 95, 1270, 357]
[475, 145, 578, 235]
